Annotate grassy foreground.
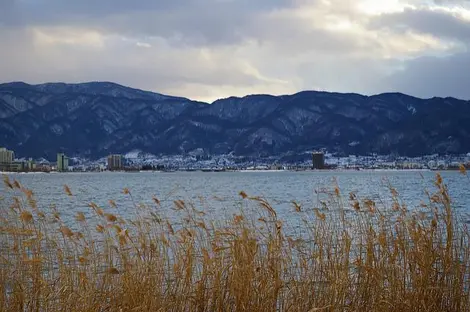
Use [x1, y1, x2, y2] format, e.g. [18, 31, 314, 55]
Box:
[1, 172, 470, 311]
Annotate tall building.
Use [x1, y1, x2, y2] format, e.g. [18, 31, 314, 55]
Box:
[26, 159, 36, 171]
[0, 147, 15, 164]
[57, 153, 69, 172]
[107, 154, 123, 171]
[312, 152, 325, 169]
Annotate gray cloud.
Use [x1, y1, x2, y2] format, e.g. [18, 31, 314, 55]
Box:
[1, 0, 291, 45]
[370, 7, 470, 43]
[1, 0, 470, 101]
[378, 52, 470, 99]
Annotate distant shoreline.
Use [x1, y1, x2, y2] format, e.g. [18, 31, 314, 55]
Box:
[2, 168, 463, 174]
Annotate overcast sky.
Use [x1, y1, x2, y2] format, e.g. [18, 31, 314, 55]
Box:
[1, 0, 469, 102]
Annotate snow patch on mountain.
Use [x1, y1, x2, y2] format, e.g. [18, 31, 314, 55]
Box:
[125, 150, 157, 160]
[407, 105, 417, 115]
[50, 124, 64, 136]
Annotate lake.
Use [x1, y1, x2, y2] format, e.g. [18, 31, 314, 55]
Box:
[2, 170, 470, 228]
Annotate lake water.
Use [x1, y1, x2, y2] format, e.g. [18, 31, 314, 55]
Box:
[2, 170, 470, 227]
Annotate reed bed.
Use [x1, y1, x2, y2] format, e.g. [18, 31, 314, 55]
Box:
[1, 170, 470, 312]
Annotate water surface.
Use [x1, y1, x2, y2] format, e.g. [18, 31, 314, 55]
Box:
[3, 171, 469, 226]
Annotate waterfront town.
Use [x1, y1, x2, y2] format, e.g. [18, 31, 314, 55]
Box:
[1, 146, 470, 173]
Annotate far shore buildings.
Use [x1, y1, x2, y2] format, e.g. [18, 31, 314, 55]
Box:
[0, 147, 21, 171]
[0, 147, 16, 171]
[0, 147, 37, 171]
[57, 153, 69, 172]
[0, 147, 14, 164]
[107, 154, 123, 171]
[312, 152, 325, 169]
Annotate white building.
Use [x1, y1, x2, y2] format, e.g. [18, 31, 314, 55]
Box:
[0, 147, 15, 164]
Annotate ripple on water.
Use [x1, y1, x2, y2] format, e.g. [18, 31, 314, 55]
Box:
[3, 171, 470, 227]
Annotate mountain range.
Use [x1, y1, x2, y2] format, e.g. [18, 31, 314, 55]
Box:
[1, 81, 470, 160]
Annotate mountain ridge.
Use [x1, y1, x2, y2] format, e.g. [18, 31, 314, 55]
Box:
[3, 81, 465, 103]
[1, 81, 469, 160]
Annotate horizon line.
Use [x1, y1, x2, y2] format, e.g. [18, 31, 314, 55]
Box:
[1, 80, 468, 103]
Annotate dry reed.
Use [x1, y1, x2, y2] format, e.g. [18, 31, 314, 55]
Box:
[1, 172, 469, 311]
